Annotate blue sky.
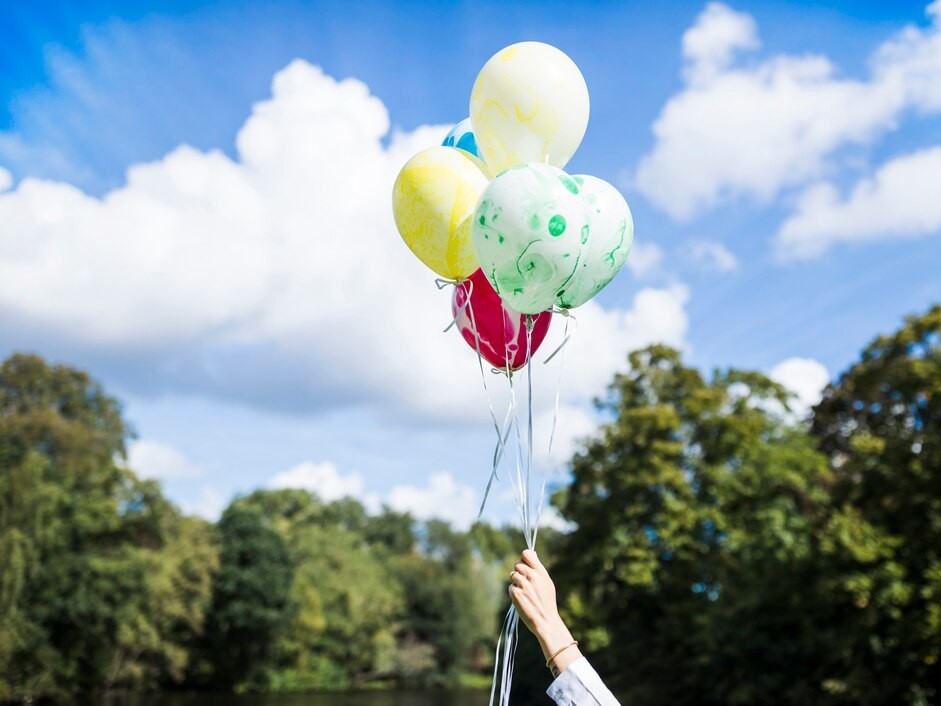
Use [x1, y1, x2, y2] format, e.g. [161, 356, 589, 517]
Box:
[2, 0, 939, 527]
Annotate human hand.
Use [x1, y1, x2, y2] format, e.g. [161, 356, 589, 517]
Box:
[508, 549, 581, 674]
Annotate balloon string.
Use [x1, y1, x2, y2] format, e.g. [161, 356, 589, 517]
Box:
[434, 276, 463, 290]
[507, 354, 526, 536]
[542, 307, 578, 364]
[525, 316, 535, 550]
[478, 406, 514, 520]
[442, 279, 473, 333]
[547, 312, 576, 460]
[487, 606, 511, 706]
[531, 315, 572, 544]
[488, 606, 520, 706]
[532, 478, 548, 548]
[464, 291, 515, 520]
[490, 316, 543, 706]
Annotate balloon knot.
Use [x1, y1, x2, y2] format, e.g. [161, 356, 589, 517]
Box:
[435, 277, 464, 290]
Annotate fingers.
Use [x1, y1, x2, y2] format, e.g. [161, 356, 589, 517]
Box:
[511, 561, 541, 590]
[513, 561, 534, 577]
[508, 584, 533, 611]
[521, 549, 545, 572]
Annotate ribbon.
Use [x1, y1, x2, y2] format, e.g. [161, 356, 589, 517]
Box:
[541, 307, 578, 365]
[488, 606, 521, 706]
[434, 276, 463, 290]
[440, 278, 473, 333]
[546, 310, 576, 461]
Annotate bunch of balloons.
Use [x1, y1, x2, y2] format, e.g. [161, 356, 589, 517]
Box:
[392, 42, 636, 706]
[392, 41, 634, 372]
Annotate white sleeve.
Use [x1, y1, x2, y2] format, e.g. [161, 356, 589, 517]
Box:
[546, 656, 622, 706]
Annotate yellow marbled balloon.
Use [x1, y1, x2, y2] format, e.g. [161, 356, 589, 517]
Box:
[392, 146, 490, 280]
[470, 42, 590, 175]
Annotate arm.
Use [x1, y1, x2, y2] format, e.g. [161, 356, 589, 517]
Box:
[509, 550, 622, 706]
[508, 549, 582, 674]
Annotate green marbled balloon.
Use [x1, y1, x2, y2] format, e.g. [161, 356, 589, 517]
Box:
[557, 174, 634, 309]
[472, 163, 590, 315]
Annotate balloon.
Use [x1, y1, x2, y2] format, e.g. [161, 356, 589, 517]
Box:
[472, 162, 590, 315]
[452, 269, 552, 371]
[392, 146, 489, 280]
[470, 42, 589, 175]
[556, 175, 634, 309]
[442, 118, 482, 160]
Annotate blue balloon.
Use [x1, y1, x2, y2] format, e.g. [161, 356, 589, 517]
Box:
[442, 118, 481, 160]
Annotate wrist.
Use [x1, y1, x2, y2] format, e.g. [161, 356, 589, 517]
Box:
[535, 616, 574, 659]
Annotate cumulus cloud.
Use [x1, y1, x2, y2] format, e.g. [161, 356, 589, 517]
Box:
[682, 2, 760, 84]
[127, 439, 204, 480]
[536, 504, 576, 534]
[0, 167, 11, 193]
[565, 284, 690, 388]
[387, 472, 480, 530]
[0, 60, 691, 425]
[687, 239, 739, 272]
[265, 459, 558, 531]
[625, 241, 664, 277]
[533, 404, 599, 474]
[269, 460, 366, 502]
[635, 2, 941, 221]
[181, 486, 227, 521]
[776, 147, 941, 259]
[769, 357, 830, 415]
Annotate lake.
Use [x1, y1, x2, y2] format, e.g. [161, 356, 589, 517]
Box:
[95, 689, 491, 706]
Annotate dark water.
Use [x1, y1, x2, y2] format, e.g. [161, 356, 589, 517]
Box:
[97, 689, 489, 706]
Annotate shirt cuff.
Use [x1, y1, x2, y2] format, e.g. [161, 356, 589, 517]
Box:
[546, 656, 621, 706]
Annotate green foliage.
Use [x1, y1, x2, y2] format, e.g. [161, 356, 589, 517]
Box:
[227, 490, 508, 690]
[0, 354, 218, 702]
[553, 309, 941, 706]
[812, 305, 941, 702]
[197, 503, 294, 690]
[230, 489, 402, 689]
[392, 520, 503, 684]
[554, 346, 834, 705]
[4, 304, 938, 704]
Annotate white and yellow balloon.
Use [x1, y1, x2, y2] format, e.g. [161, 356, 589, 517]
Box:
[470, 42, 590, 175]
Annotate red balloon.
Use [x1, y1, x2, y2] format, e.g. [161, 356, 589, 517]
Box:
[451, 269, 552, 371]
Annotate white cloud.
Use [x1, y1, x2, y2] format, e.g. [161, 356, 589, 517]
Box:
[776, 146, 941, 258]
[769, 357, 830, 415]
[0, 167, 11, 192]
[555, 284, 690, 402]
[625, 241, 664, 277]
[128, 439, 204, 480]
[535, 504, 576, 534]
[533, 404, 599, 474]
[269, 460, 365, 502]
[635, 2, 941, 221]
[687, 239, 739, 272]
[387, 472, 479, 530]
[182, 486, 227, 521]
[0, 60, 692, 425]
[682, 2, 760, 84]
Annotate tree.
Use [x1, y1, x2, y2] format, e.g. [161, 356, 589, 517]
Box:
[553, 345, 854, 706]
[0, 353, 218, 700]
[812, 305, 941, 703]
[230, 489, 405, 689]
[198, 503, 295, 690]
[393, 520, 503, 684]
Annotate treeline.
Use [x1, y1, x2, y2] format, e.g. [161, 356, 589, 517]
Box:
[550, 305, 941, 706]
[1, 304, 940, 705]
[0, 352, 527, 701]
